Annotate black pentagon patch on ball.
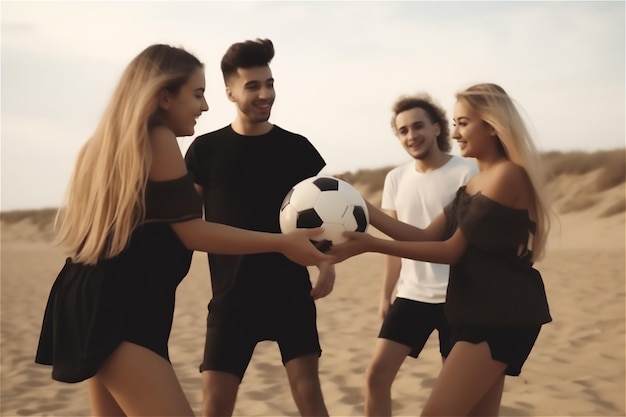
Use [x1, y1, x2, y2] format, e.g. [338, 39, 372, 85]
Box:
[353, 206, 368, 232]
[312, 177, 339, 191]
[313, 240, 333, 253]
[297, 209, 324, 228]
[280, 188, 295, 211]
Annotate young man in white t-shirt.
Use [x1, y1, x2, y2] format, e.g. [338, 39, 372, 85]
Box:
[365, 94, 478, 416]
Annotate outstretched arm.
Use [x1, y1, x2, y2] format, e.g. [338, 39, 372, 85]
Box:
[170, 220, 333, 266]
[366, 200, 448, 242]
[328, 227, 467, 265]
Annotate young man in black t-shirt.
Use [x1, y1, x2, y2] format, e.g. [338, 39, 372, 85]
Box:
[185, 38, 332, 417]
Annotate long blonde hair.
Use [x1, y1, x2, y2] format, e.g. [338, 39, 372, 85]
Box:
[456, 83, 552, 261]
[56, 44, 203, 265]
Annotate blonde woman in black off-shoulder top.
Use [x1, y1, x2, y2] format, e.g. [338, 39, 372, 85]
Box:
[329, 83, 553, 417]
[35, 44, 333, 417]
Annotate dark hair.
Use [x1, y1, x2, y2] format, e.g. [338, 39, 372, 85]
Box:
[390, 93, 451, 153]
[220, 38, 275, 84]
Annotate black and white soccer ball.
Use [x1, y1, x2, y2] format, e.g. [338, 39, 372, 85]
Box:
[279, 176, 369, 251]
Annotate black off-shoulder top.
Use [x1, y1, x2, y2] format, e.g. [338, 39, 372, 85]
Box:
[443, 187, 552, 328]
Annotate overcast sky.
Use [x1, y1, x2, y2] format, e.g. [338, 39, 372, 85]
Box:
[1, 1, 624, 210]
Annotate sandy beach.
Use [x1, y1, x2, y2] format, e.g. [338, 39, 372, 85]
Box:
[1, 163, 624, 416]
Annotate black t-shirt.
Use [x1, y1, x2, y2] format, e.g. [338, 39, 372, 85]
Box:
[185, 125, 326, 313]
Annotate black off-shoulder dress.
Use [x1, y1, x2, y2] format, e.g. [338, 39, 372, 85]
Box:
[443, 186, 552, 375]
[35, 174, 202, 383]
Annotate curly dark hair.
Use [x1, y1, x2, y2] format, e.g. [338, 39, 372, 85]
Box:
[220, 38, 274, 84]
[390, 93, 451, 153]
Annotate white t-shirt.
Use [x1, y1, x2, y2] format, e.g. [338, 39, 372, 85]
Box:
[381, 155, 479, 303]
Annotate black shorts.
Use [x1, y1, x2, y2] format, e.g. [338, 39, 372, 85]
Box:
[199, 294, 321, 380]
[379, 297, 452, 358]
[450, 325, 542, 376]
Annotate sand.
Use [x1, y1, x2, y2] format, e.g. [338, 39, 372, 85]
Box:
[1, 183, 624, 416]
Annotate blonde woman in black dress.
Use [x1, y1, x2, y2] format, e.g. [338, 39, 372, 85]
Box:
[35, 44, 333, 416]
[330, 83, 552, 416]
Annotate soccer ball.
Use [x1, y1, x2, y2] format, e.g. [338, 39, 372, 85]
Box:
[279, 176, 369, 251]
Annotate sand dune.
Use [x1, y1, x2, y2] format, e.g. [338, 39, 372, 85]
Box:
[1, 153, 624, 416]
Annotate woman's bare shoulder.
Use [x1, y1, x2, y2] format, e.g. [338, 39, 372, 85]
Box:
[482, 161, 531, 208]
[149, 126, 187, 181]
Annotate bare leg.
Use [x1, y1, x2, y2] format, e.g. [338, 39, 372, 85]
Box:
[88, 376, 126, 417]
[469, 373, 505, 417]
[421, 341, 507, 417]
[365, 339, 411, 417]
[285, 354, 328, 417]
[95, 342, 194, 416]
[201, 370, 240, 417]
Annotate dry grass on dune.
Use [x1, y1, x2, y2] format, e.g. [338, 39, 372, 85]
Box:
[1, 149, 624, 240]
[0, 207, 58, 227]
[543, 149, 626, 192]
[340, 149, 625, 217]
[542, 149, 625, 217]
[0, 207, 59, 241]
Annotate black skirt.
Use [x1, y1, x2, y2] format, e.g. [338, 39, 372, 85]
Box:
[450, 324, 542, 376]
